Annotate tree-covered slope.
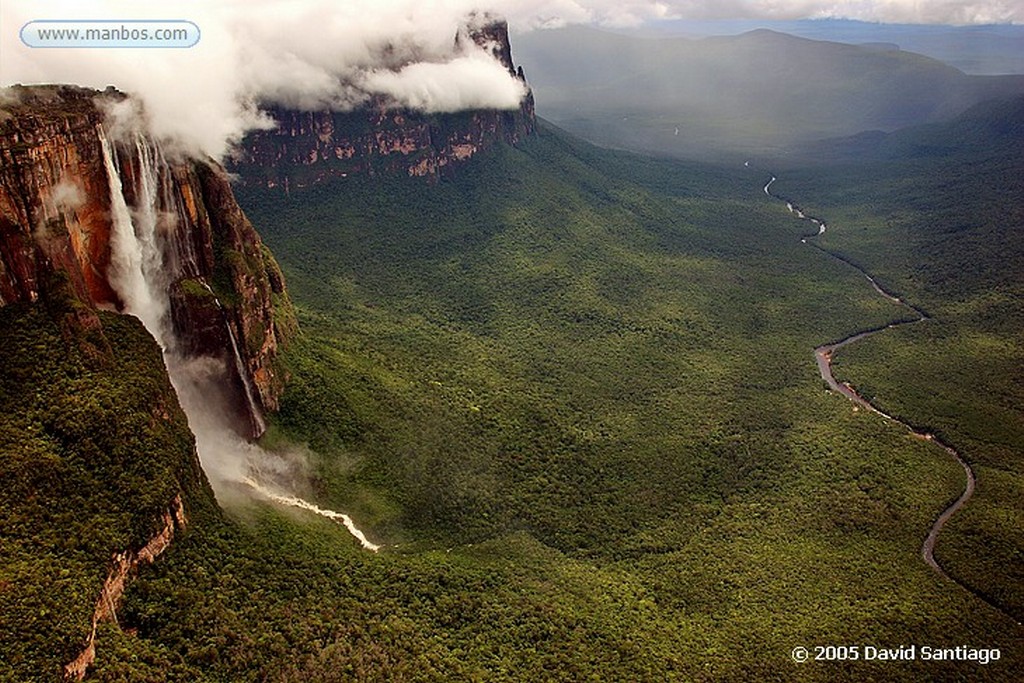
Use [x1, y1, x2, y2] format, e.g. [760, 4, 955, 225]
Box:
[0, 284, 215, 681]
[214, 123, 1019, 679]
[5, 119, 1020, 680]
[773, 95, 1024, 621]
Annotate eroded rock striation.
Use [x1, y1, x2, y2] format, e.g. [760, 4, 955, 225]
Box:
[63, 495, 189, 681]
[0, 85, 294, 433]
[231, 18, 537, 189]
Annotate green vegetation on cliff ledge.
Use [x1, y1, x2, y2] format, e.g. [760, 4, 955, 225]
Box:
[0, 291, 214, 682]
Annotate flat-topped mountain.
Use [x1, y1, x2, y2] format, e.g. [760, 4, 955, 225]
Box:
[231, 19, 536, 189]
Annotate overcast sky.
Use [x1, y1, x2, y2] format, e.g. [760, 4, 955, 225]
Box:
[501, 0, 1022, 27]
[2, 1, 1020, 157]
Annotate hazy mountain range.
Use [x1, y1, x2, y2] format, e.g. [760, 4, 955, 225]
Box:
[512, 25, 1024, 159]
[615, 19, 1024, 75]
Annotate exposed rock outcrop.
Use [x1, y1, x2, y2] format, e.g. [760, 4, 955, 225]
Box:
[0, 86, 117, 307]
[63, 494, 188, 681]
[0, 85, 294, 434]
[231, 18, 537, 189]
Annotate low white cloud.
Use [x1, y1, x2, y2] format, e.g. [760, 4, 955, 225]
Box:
[48, 177, 85, 212]
[363, 52, 527, 113]
[2, 0, 1018, 158]
[2, 0, 527, 158]
[34, 175, 85, 240]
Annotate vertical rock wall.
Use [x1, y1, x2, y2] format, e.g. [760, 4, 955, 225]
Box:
[230, 19, 537, 189]
[0, 85, 294, 430]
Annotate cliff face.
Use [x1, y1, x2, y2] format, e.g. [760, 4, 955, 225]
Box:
[0, 85, 294, 433]
[0, 299, 214, 682]
[0, 86, 117, 307]
[231, 19, 537, 189]
[64, 494, 188, 681]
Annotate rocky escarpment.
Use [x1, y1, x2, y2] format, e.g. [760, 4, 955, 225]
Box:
[64, 495, 188, 681]
[0, 85, 295, 434]
[231, 18, 536, 189]
[0, 86, 117, 307]
[0, 294, 213, 682]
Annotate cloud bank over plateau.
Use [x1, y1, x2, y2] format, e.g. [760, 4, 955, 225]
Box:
[2, 0, 528, 158]
[3, 0, 1019, 157]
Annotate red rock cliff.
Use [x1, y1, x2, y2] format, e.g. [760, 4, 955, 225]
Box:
[0, 85, 294, 435]
[231, 18, 537, 189]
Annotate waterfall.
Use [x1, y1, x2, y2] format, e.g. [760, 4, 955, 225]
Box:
[195, 277, 267, 438]
[99, 126, 264, 434]
[98, 125, 378, 551]
[131, 138, 166, 296]
[242, 478, 381, 552]
[226, 320, 267, 437]
[99, 127, 169, 348]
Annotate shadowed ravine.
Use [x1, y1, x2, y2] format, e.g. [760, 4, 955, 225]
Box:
[762, 172, 1021, 626]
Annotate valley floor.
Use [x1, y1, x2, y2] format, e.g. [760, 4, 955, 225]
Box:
[4, 123, 1021, 681]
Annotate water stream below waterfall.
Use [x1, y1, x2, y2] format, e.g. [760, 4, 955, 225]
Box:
[98, 125, 378, 552]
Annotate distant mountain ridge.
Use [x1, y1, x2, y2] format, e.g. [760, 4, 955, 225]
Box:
[618, 19, 1024, 75]
[511, 26, 1024, 159]
[797, 94, 1024, 162]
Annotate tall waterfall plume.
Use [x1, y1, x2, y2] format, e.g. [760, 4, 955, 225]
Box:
[97, 124, 377, 551]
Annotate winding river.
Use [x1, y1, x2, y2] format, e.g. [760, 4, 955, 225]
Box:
[763, 174, 1020, 625]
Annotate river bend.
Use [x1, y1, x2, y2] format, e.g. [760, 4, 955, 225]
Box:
[763, 175, 1020, 625]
